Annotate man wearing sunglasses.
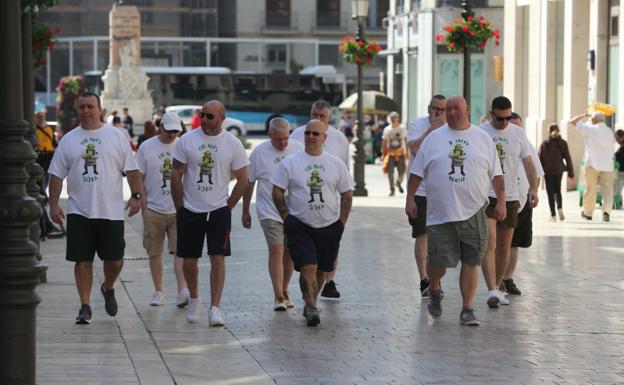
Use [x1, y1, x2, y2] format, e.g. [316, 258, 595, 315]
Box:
[271, 120, 353, 326]
[135, 111, 189, 308]
[479, 96, 539, 309]
[171, 100, 249, 326]
[406, 94, 447, 298]
[291, 100, 350, 299]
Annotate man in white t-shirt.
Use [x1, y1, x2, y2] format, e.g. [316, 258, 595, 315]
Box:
[406, 96, 505, 327]
[291, 100, 350, 299]
[382, 111, 408, 196]
[171, 100, 249, 326]
[479, 96, 539, 309]
[135, 111, 189, 308]
[271, 119, 353, 326]
[242, 117, 303, 311]
[570, 111, 615, 222]
[406, 95, 447, 297]
[48, 92, 144, 325]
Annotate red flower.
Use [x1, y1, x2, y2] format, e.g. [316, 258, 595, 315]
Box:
[354, 56, 361, 63]
[34, 41, 41, 49]
[445, 25, 455, 32]
[357, 40, 364, 47]
[469, 30, 475, 37]
[479, 16, 484, 20]
[467, 16, 474, 21]
[367, 44, 373, 52]
[449, 42, 455, 48]
[462, 25, 469, 32]
[455, 18, 462, 23]
[436, 34, 444, 42]
[376, 44, 381, 52]
[366, 57, 372, 64]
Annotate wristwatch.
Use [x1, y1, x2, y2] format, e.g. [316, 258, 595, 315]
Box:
[131, 192, 142, 200]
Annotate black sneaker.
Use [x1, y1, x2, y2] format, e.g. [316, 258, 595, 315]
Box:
[101, 283, 118, 316]
[75, 304, 92, 324]
[320, 280, 340, 298]
[303, 305, 320, 326]
[502, 278, 522, 295]
[420, 278, 430, 297]
[396, 181, 404, 194]
[603, 212, 610, 222]
[427, 289, 442, 319]
[581, 211, 592, 220]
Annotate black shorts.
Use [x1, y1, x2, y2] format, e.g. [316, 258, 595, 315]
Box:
[284, 215, 344, 272]
[66, 214, 125, 262]
[408, 195, 427, 238]
[485, 197, 520, 228]
[511, 199, 533, 248]
[176, 206, 231, 258]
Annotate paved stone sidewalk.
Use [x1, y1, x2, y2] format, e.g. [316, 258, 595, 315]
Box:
[37, 159, 624, 385]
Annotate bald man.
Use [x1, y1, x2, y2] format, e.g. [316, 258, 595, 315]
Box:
[171, 100, 249, 326]
[271, 120, 353, 326]
[406, 96, 505, 327]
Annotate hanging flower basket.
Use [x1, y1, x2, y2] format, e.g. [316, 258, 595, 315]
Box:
[339, 36, 381, 65]
[32, 20, 60, 70]
[436, 16, 500, 52]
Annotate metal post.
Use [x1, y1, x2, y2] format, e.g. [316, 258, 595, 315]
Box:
[462, 0, 474, 108]
[0, 1, 46, 384]
[353, 17, 368, 197]
[69, 39, 74, 75]
[93, 39, 98, 71]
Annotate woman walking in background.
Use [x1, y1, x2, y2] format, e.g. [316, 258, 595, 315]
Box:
[539, 123, 575, 221]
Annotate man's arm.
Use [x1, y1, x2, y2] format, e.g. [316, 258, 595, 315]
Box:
[125, 169, 144, 217]
[404, 173, 422, 218]
[48, 175, 65, 225]
[171, 159, 186, 211]
[569, 112, 589, 127]
[241, 180, 255, 229]
[492, 175, 506, 221]
[339, 190, 353, 225]
[272, 185, 289, 220]
[521, 155, 539, 208]
[408, 115, 446, 157]
[227, 166, 249, 209]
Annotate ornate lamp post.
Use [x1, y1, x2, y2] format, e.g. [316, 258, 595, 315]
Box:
[351, 0, 369, 197]
[462, 0, 474, 107]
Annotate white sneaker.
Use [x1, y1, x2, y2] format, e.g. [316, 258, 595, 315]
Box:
[209, 306, 224, 327]
[150, 291, 164, 306]
[487, 290, 500, 308]
[186, 298, 202, 323]
[284, 293, 295, 308]
[497, 289, 510, 305]
[274, 298, 287, 311]
[176, 288, 190, 308]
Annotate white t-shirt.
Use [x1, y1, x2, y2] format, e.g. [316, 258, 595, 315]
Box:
[135, 136, 178, 214]
[576, 121, 615, 172]
[271, 151, 353, 228]
[48, 124, 137, 220]
[411, 124, 503, 226]
[248, 139, 303, 222]
[480, 122, 531, 201]
[517, 143, 545, 212]
[407, 115, 432, 197]
[172, 128, 249, 213]
[382, 125, 408, 152]
[291, 125, 350, 168]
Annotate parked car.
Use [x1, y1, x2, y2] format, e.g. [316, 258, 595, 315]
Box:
[165, 105, 247, 136]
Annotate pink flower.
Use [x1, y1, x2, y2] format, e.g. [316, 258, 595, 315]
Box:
[462, 25, 469, 32]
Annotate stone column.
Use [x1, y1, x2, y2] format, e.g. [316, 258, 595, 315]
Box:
[561, 0, 590, 185]
[0, 1, 46, 384]
[416, 10, 433, 115]
[619, 0, 624, 130]
[503, 0, 526, 118]
[588, 0, 608, 103]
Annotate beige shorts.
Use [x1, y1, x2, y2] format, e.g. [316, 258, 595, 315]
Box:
[142, 208, 177, 257]
[260, 219, 286, 247]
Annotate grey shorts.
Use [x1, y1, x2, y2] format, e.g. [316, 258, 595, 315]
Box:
[260, 219, 286, 247]
[427, 206, 488, 268]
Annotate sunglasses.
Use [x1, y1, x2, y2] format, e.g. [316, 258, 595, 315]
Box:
[199, 112, 216, 120]
[493, 115, 512, 122]
[304, 131, 323, 137]
[429, 106, 446, 112]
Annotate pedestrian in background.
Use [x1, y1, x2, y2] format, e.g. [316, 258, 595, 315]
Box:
[381, 111, 408, 196]
[538, 123, 574, 222]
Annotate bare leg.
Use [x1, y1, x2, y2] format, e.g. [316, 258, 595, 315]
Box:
[102, 260, 123, 290]
[300, 265, 318, 306]
[209, 254, 225, 307]
[315, 270, 326, 298]
[481, 219, 497, 290]
[282, 247, 294, 295]
[459, 263, 479, 308]
[494, 226, 515, 287]
[173, 255, 187, 293]
[415, 234, 428, 280]
[268, 243, 285, 300]
[183, 258, 199, 298]
[75, 262, 93, 305]
[428, 266, 447, 291]
[148, 254, 163, 293]
[504, 247, 518, 280]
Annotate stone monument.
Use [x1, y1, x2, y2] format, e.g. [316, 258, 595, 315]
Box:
[100, 3, 153, 127]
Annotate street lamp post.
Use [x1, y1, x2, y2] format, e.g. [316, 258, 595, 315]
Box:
[462, 0, 474, 107]
[352, 0, 369, 197]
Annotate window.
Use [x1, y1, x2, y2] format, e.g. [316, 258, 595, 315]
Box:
[266, 0, 291, 28]
[317, 0, 340, 28]
[267, 45, 287, 64]
[436, 0, 489, 7]
[123, 0, 154, 24]
[319, 45, 339, 66]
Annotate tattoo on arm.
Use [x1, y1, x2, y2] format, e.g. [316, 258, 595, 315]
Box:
[272, 186, 289, 219]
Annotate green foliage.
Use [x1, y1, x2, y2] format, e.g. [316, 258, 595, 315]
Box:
[21, 0, 56, 14]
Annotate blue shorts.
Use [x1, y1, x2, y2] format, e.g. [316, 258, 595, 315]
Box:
[284, 216, 344, 272]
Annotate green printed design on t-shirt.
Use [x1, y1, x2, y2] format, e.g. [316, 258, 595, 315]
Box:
[448, 142, 467, 182]
[160, 157, 172, 189]
[306, 169, 325, 210]
[495, 142, 506, 174]
[81, 143, 99, 182]
[197, 150, 216, 186]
